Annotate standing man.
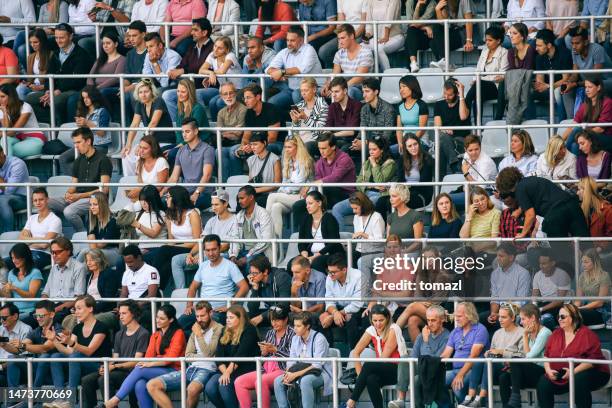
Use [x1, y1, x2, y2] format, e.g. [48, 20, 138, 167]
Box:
[142, 32, 182, 89]
[0, 146, 28, 233]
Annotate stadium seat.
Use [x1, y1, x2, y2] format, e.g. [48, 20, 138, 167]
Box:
[440, 173, 466, 195]
[522, 119, 550, 154]
[110, 176, 138, 213]
[58, 122, 77, 147]
[0, 231, 20, 258]
[452, 66, 474, 97]
[556, 119, 576, 137]
[226, 175, 249, 210]
[107, 122, 123, 159]
[71, 231, 89, 256]
[170, 288, 190, 317]
[481, 120, 508, 158]
[418, 68, 444, 104]
[380, 68, 410, 105]
[47, 176, 73, 200]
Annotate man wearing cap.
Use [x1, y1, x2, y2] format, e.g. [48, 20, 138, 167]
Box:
[246, 254, 291, 327]
[25, 23, 93, 125]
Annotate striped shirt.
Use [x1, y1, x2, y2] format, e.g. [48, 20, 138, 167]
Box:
[333, 46, 374, 74]
[262, 326, 295, 370]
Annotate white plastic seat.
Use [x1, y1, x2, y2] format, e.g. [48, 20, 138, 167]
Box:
[440, 173, 466, 195]
[107, 122, 123, 158]
[481, 120, 508, 158]
[556, 119, 576, 138]
[47, 176, 73, 200]
[522, 119, 550, 154]
[418, 68, 444, 104]
[452, 66, 474, 97]
[0, 231, 21, 258]
[226, 175, 249, 210]
[278, 232, 299, 269]
[58, 122, 77, 147]
[379, 68, 410, 105]
[71, 231, 89, 257]
[110, 176, 138, 213]
[170, 288, 190, 317]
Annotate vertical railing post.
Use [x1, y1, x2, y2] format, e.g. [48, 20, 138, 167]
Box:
[198, 239, 203, 263]
[164, 23, 171, 47]
[119, 75, 127, 150]
[49, 77, 56, 138]
[360, 128, 367, 164]
[95, 24, 101, 59]
[373, 22, 379, 73]
[216, 129, 223, 182]
[303, 23, 308, 43]
[548, 71, 555, 129]
[256, 358, 263, 408]
[347, 238, 353, 270]
[233, 23, 239, 54]
[463, 181, 470, 214]
[26, 184, 32, 219]
[434, 128, 440, 197]
[506, 125, 512, 152]
[103, 359, 110, 401]
[444, 20, 450, 71]
[568, 360, 575, 408]
[25, 24, 31, 62]
[589, 17, 595, 43]
[409, 359, 416, 408]
[476, 72, 482, 134]
[27, 358, 33, 408]
[151, 298, 157, 331]
[260, 76, 266, 102]
[271, 239, 278, 267]
[1, 129, 7, 158]
[180, 359, 187, 407]
[573, 238, 580, 283]
[486, 358, 494, 408]
[332, 355, 339, 408]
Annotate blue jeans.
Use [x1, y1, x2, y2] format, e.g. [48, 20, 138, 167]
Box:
[159, 366, 215, 390]
[198, 87, 220, 107]
[221, 144, 244, 181]
[565, 127, 581, 155]
[348, 86, 363, 102]
[272, 39, 286, 52]
[67, 351, 100, 388]
[0, 193, 26, 233]
[115, 366, 174, 408]
[267, 82, 301, 109]
[205, 372, 239, 408]
[171, 252, 199, 289]
[273, 373, 324, 408]
[171, 36, 193, 56]
[446, 366, 484, 401]
[331, 190, 381, 231]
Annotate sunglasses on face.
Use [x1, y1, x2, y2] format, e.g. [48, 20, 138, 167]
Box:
[558, 314, 568, 320]
[0, 316, 10, 321]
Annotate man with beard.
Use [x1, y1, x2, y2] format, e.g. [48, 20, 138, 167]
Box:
[148, 301, 224, 408]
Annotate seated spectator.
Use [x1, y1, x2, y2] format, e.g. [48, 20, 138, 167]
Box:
[142, 31, 183, 91]
[103, 304, 186, 408]
[205, 305, 259, 407]
[395, 75, 428, 152]
[532, 249, 572, 329]
[577, 177, 612, 253]
[336, 0, 367, 39]
[273, 311, 332, 408]
[533, 29, 574, 122]
[324, 77, 362, 152]
[207, 0, 240, 40]
[565, 76, 612, 155]
[429, 193, 462, 239]
[0, 34, 19, 85]
[358, 78, 395, 153]
[465, 25, 508, 121]
[246, 255, 291, 327]
[16, 29, 54, 101]
[349, 192, 385, 260]
[504, 0, 545, 47]
[232, 185, 275, 270]
[0, 302, 32, 385]
[384, 183, 424, 256]
[332, 136, 396, 230]
[403, 0, 437, 73]
[453, 135, 498, 211]
[86, 31, 126, 98]
[396, 246, 455, 341]
[289, 255, 326, 315]
[171, 190, 239, 289]
[164, 118, 215, 210]
[480, 243, 531, 332]
[160, 0, 207, 56]
[235, 306, 294, 408]
[131, 185, 168, 253]
[574, 248, 610, 326]
[147, 300, 223, 408]
[123, 79, 176, 176]
[25, 23, 93, 126]
[78, 191, 121, 267]
[536, 303, 610, 408]
[144, 186, 201, 290]
[290, 77, 329, 157]
[0, 0, 35, 54]
[498, 129, 539, 175]
[565, 27, 612, 99]
[59, 85, 112, 175]
[297, 0, 338, 67]
[0, 83, 45, 158]
[459, 186, 500, 253]
[5, 300, 64, 388]
[48, 295, 113, 392]
[440, 302, 489, 403]
[180, 234, 248, 329]
[41, 237, 87, 324]
[575, 131, 611, 179]
[266, 135, 314, 238]
[265, 25, 323, 108]
[545, 0, 578, 46]
[131, 0, 169, 33]
[74, 0, 134, 54]
[255, 0, 295, 51]
[498, 303, 552, 408]
[163, 18, 214, 123]
[246, 132, 282, 208]
[218, 82, 248, 181]
[536, 135, 577, 181]
[434, 78, 471, 177]
[119, 245, 160, 306]
[1, 243, 43, 323]
[363, 0, 404, 71]
[81, 299, 150, 408]
[0, 145, 28, 233]
[65, 0, 98, 46]
[197, 35, 242, 119]
[319, 253, 364, 349]
[345, 305, 405, 408]
[391, 305, 450, 408]
[429, 0, 476, 70]
[122, 20, 149, 119]
[126, 137, 170, 211]
[241, 36, 277, 91]
[14, 187, 61, 272]
[321, 23, 373, 101]
[291, 133, 356, 227]
[299, 191, 344, 273]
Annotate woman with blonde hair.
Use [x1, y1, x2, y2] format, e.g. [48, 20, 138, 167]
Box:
[205, 305, 259, 407]
[266, 135, 314, 238]
[79, 191, 121, 267]
[536, 134, 577, 181]
[386, 183, 424, 255]
[498, 129, 538, 175]
[574, 248, 611, 326]
[577, 177, 612, 253]
[289, 77, 329, 157]
[460, 186, 500, 253]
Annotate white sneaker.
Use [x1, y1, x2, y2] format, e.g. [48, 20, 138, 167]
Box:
[430, 58, 445, 68]
[410, 61, 420, 73]
[388, 399, 406, 408]
[457, 396, 474, 408]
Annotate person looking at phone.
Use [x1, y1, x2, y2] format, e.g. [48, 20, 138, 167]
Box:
[536, 303, 610, 408]
[0, 302, 32, 386]
[290, 77, 329, 158]
[246, 255, 291, 327]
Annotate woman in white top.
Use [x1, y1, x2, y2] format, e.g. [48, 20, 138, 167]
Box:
[504, 0, 546, 46]
[66, 0, 97, 37]
[0, 83, 45, 158]
[290, 78, 328, 157]
[207, 0, 241, 40]
[143, 186, 201, 290]
[465, 25, 509, 122]
[536, 135, 577, 182]
[198, 36, 242, 109]
[363, 0, 404, 71]
[266, 135, 314, 238]
[17, 29, 54, 101]
[132, 185, 167, 252]
[350, 192, 385, 259]
[498, 129, 539, 175]
[125, 135, 170, 211]
[337, 0, 368, 39]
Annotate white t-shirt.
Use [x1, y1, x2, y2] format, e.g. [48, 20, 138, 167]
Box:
[121, 263, 160, 299]
[0, 102, 40, 130]
[338, 0, 368, 23]
[139, 157, 169, 184]
[192, 326, 218, 371]
[311, 226, 324, 254]
[24, 212, 62, 251]
[135, 210, 168, 249]
[68, 0, 97, 36]
[532, 268, 571, 298]
[131, 0, 169, 32]
[204, 52, 242, 88]
[353, 211, 385, 253]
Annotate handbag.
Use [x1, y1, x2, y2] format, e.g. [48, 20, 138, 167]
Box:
[249, 150, 271, 184]
[339, 367, 357, 385]
[42, 139, 69, 155]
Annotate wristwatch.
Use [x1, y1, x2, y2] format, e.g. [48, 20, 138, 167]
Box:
[463, 172, 470, 178]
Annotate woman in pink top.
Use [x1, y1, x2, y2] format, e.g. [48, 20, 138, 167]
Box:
[161, 0, 207, 55]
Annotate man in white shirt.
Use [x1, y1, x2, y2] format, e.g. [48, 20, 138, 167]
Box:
[131, 0, 169, 33]
[0, 0, 36, 46]
[532, 249, 571, 330]
[0, 302, 32, 386]
[120, 245, 160, 328]
[265, 25, 322, 109]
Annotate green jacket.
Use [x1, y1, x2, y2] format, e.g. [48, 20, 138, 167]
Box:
[356, 158, 398, 195]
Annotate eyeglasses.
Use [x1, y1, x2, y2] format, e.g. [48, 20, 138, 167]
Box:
[51, 249, 66, 256]
[558, 314, 568, 320]
[34, 314, 48, 319]
[0, 316, 10, 321]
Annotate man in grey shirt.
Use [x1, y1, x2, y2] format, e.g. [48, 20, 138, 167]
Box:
[567, 26, 612, 92]
[41, 237, 87, 325]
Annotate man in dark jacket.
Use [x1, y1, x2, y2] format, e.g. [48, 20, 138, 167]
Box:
[247, 254, 291, 327]
[25, 23, 93, 125]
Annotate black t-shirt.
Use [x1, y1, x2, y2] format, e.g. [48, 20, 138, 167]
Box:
[113, 325, 150, 358]
[88, 217, 120, 247]
[73, 320, 112, 358]
[73, 149, 113, 193]
[535, 46, 573, 84]
[245, 102, 281, 129]
[135, 97, 175, 144]
[433, 99, 471, 138]
[515, 176, 572, 217]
